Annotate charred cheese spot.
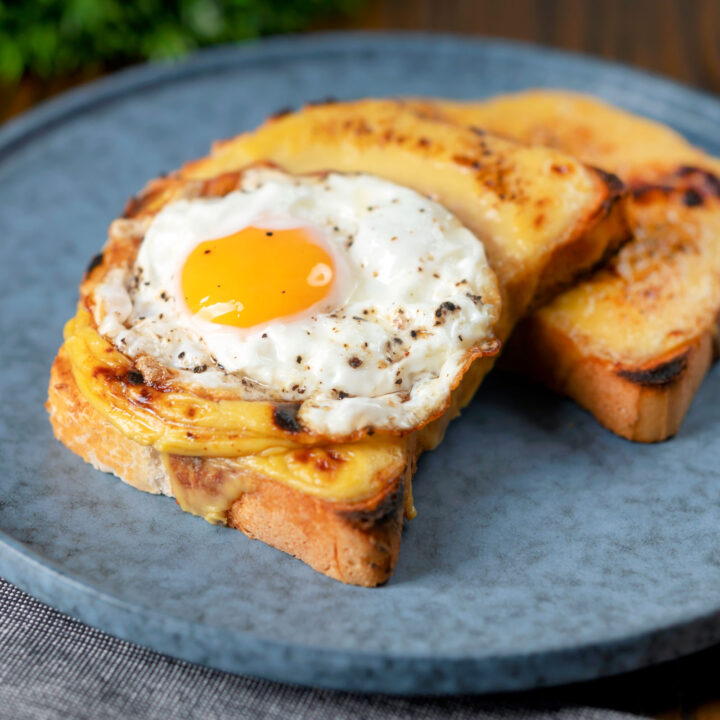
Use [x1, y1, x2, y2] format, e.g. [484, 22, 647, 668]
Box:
[125, 370, 144, 386]
[272, 403, 303, 433]
[292, 447, 347, 473]
[85, 253, 104, 276]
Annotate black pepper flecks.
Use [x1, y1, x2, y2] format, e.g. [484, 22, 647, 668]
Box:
[193, 365, 207, 373]
[434, 301, 459, 326]
[435, 301, 458, 317]
[348, 356, 362, 368]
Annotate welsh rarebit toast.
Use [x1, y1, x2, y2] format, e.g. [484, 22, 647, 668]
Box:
[48, 100, 627, 585]
[428, 92, 720, 442]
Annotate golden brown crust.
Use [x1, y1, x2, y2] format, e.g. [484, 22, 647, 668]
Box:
[47, 348, 166, 495]
[47, 348, 409, 586]
[527, 168, 628, 311]
[228, 474, 406, 586]
[503, 313, 718, 442]
[508, 168, 720, 442]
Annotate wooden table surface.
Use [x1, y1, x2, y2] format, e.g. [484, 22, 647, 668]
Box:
[3, 1, 719, 717]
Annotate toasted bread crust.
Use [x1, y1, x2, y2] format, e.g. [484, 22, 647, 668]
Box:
[504, 312, 718, 442]
[47, 348, 408, 586]
[511, 170, 720, 442]
[528, 168, 627, 311]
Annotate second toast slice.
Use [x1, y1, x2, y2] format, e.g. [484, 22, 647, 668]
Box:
[428, 92, 720, 441]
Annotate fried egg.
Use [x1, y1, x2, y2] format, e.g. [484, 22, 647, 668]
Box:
[94, 167, 500, 436]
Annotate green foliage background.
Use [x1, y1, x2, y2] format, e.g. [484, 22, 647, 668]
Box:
[0, 0, 363, 82]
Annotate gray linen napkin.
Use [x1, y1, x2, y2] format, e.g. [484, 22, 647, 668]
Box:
[0, 578, 648, 720]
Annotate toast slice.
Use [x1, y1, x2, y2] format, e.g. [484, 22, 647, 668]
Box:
[427, 92, 720, 441]
[413, 91, 710, 185]
[48, 100, 628, 585]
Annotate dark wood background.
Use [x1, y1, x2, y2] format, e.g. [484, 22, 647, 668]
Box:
[3, 1, 720, 717]
[4, 0, 720, 121]
[321, 0, 720, 94]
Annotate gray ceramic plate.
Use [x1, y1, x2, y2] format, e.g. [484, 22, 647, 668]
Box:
[1, 33, 720, 695]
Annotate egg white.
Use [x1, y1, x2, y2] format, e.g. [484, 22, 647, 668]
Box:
[93, 168, 499, 436]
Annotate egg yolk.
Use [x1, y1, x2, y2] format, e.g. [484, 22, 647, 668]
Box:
[181, 226, 335, 328]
